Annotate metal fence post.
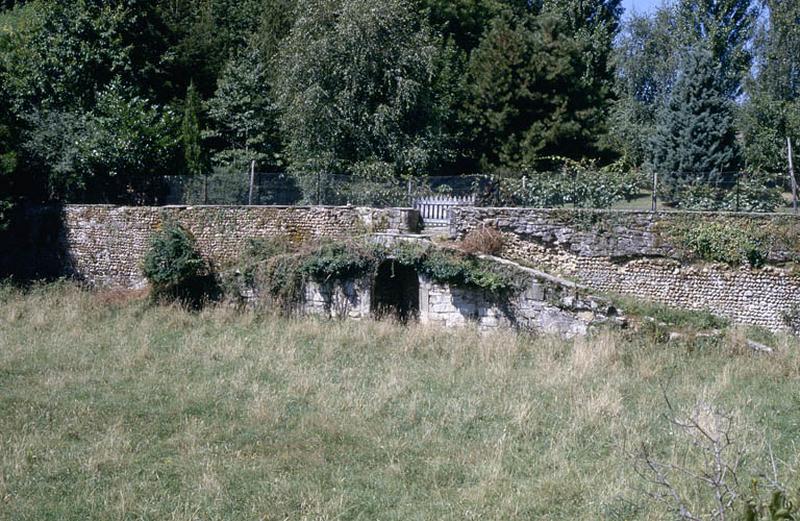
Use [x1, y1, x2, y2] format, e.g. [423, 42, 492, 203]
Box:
[248, 160, 255, 205]
[651, 171, 658, 212]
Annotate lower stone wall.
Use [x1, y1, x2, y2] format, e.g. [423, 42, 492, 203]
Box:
[419, 273, 619, 337]
[1, 204, 419, 287]
[232, 268, 617, 337]
[303, 279, 372, 319]
[448, 207, 800, 332]
[503, 235, 800, 331]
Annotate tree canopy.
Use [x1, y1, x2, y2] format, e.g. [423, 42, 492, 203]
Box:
[0, 0, 795, 211]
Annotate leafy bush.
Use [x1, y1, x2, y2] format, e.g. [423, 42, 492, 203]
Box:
[253, 254, 306, 312]
[670, 172, 783, 212]
[721, 172, 785, 213]
[671, 182, 727, 211]
[670, 221, 767, 267]
[142, 221, 217, 307]
[476, 158, 642, 208]
[743, 483, 800, 520]
[299, 241, 380, 282]
[392, 242, 528, 294]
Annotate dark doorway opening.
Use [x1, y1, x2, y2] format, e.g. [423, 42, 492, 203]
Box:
[373, 260, 419, 322]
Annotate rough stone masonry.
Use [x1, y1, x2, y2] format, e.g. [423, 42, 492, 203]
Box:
[1, 204, 419, 287]
[450, 207, 800, 332]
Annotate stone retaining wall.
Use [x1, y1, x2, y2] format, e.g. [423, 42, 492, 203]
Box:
[418, 276, 615, 337]
[1, 204, 419, 287]
[450, 207, 800, 331]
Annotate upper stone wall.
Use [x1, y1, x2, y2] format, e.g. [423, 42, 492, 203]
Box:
[2, 204, 419, 288]
[450, 207, 800, 263]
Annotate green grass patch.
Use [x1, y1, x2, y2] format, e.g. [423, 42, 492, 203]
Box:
[1, 283, 799, 519]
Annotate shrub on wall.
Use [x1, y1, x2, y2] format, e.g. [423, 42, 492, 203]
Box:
[392, 242, 529, 295]
[226, 237, 531, 308]
[668, 220, 767, 267]
[229, 238, 383, 310]
[299, 241, 380, 282]
[142, 221, 217, 307]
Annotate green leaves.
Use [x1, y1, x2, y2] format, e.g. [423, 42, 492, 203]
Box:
[205, 43, 281, 172]
[182, 82, 205, 177]
[463, 9, 613, 170]
[669, 220, 767, 267]
[275, 0, 452, 190]
[649, 47, 741, 207]
[142, 221, 217, 307]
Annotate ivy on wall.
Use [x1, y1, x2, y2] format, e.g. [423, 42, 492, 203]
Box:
[225, 237, 531, 310]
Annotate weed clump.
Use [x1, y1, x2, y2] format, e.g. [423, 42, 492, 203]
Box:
[459, 226, 505, 256]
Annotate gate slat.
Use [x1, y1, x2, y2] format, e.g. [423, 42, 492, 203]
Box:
[413, 194, 475, 227]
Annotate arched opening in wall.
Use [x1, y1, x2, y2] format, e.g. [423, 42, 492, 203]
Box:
[372, 260, 419, 322]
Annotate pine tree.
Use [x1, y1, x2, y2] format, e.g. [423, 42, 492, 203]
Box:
[182, 82, 204, 177]
[464, 11, 608, 169]
[650, 47, 741, 207]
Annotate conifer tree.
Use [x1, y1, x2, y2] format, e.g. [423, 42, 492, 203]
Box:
[181, 82, 204, 177]
[464, 11, 607, 169]
[650, 47, 740, 206]
[206, 43, 281, 172]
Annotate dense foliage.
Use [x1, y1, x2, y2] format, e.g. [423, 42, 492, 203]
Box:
[0, 0, 795, 211]
[142, 221, 217, 306]
[649, 47, 741, 207]
[476, 159, 642, 208]
[230, 237, 530, 310]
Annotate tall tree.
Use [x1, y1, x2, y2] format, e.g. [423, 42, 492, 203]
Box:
[206, 43, 282, 173]
[650, 47, 741, 206]
[275, 0, 452, 186]
[542, 0, 622, 104]
[0, 92, 18, 229]
[463, 10, 609, 169]
[420, 0, 531, 53]
[676, 0, 758, 99]
[741, 0, 800, 173]
[157, 0, 277, 98]
[181, 82, 205, 177]
[610, 7, 681, 165]
[0, 1, 133, 114]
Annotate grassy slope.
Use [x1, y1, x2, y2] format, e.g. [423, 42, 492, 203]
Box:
[1, 284, 799, 520]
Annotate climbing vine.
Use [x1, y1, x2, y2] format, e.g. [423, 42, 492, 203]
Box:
[225, 236, 531, 308]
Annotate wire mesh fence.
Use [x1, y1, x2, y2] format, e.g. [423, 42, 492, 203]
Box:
[67, 168, 797, 214]
[156, 172, 485, 207]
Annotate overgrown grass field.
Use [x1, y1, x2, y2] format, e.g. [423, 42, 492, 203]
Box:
[1, 283, 799, 520]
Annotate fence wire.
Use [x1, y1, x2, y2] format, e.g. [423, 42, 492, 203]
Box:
[66, 169, 796, 214]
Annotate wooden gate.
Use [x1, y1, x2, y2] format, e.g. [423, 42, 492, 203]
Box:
[412, 195, 475, 227]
